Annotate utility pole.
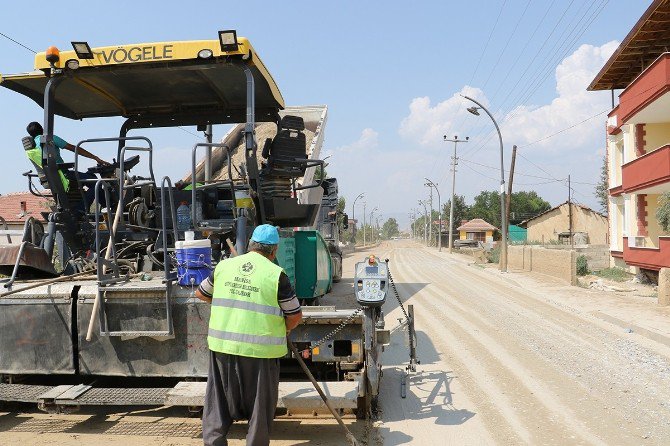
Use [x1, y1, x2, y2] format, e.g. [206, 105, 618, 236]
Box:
[425, 178, 442, 251]
[351, 193, 365, 245]
[444, 135, 469, 253]
[418, 200, 428, 244]
[425, 185, 433, 246]
[505, 145, 517, 243]
[363, 202, 367, 247]
[568, 175, 573, 247]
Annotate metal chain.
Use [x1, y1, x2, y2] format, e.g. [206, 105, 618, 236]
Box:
[294, 260, 408, 357]
[295, 307, 364, 355]
[386, 261, 410, 322]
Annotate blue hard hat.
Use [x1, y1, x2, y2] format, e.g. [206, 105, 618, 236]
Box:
[251, 224, 280, 245]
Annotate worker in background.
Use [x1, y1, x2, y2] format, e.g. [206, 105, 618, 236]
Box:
[25, 121, 109, 207]
[196, 224, 302, 446]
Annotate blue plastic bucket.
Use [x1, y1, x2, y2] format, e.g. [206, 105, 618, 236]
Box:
[175, 240, 212, 286]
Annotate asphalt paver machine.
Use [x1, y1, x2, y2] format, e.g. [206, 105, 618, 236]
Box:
[0, 33, 387, 417]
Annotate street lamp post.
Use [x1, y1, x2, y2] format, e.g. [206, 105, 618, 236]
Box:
[369, 207, 378, 244]
[462, 95, 507, 272]
[425, 178, 442, 251]
[351, 193, 365, 245]
[362, 202, 367, 247]
[443, 135, 469, 253]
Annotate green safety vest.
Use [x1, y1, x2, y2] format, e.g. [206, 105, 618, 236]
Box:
[24, 146, 70, 191]
[208, 251, 287, 358]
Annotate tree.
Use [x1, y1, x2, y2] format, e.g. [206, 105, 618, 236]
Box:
[336, 196, 347, 231]
[470, 191, 502, 228]
[442, 195, 470, 234]
[381, 218, 400, 239]
[595, 153, 609, 215]
[509, 191, 551, 223]
[657, 192, 670, 232]
[470, 190, 552, 228]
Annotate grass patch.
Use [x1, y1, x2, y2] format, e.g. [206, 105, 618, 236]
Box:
[594, 267, 630, 282]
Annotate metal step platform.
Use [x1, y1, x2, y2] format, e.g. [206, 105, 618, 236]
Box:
[0, 379, 361, 412]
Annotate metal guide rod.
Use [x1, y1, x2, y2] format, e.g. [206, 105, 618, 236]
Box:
[288, 340, 360, 446]
[0, 270, 95, 298]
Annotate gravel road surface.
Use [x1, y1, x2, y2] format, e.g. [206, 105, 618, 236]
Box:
[2, 240, 670, 445]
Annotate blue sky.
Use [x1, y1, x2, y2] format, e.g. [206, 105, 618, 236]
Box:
[0, 1, 652, 227]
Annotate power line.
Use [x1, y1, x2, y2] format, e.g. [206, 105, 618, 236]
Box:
[0, 31, 36, 53]
[462, 0, 608, 160]
[176, 126, 204, 139]
[437, 0, 509, 167]
[517, 108, 609, 149]
[481, 0, 533, 89]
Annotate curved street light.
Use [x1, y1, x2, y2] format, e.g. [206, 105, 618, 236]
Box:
[369, 207, 378, 244]
[462, 94, 507, 272]
[425, 178, 442, 251]
[351, 193, 365, 244]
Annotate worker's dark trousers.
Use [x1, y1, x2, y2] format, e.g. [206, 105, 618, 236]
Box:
[202, 350, 280, 446]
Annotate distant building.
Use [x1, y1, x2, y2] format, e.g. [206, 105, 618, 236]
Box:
[457, 219, 497, 242]
[0, 192, 51, 245]
[519, 202, 608, 245]
[589, 0, 670, 271]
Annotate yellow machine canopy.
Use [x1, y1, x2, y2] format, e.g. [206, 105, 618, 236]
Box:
[0, 38, 285, 127]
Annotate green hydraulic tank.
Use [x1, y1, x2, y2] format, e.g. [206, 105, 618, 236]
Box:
[276, 230, 332, 301]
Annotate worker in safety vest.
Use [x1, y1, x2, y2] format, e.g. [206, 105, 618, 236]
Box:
[196, 224, 302, 446]
[25, 121, 109, 207]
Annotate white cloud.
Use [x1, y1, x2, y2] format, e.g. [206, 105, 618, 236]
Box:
[398, 85, 488, 145]
[332, 128, 379, 153]
[501, 41, 619, 151]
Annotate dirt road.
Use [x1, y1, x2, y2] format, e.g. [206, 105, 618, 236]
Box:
[2, 240, 670, 445]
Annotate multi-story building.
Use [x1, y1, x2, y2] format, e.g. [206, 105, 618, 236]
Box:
[589, 0, 670, 272]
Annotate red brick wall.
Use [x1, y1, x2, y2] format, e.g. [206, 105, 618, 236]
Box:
[637, 194, 648, 236]
[635, 123, 646, 156]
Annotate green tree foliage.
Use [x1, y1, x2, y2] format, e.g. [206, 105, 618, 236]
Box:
[381, 218, 400, 239]
[336, 196, 347, 231]
[468, 190, 552, 227]
[470, 191, 502, 227]
[509, 191, 551, 223]
[442, 195, 470, 233]
[595, 154, 609, 215]
[656, 192, 670, 232]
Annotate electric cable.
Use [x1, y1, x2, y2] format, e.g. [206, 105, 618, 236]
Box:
[0, 31, 36, 53]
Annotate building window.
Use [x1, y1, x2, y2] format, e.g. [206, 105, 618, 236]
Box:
[466, 232, 485, 242]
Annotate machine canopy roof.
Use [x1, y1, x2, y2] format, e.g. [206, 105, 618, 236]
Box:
[0, 38, 285, 126]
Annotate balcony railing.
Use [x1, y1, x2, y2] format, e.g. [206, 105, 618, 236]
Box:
[621, 145, 670, 193]
[623, 236, 670, 270]
[618, 53, 670, 124]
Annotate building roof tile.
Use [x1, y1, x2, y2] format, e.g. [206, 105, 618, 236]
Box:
[0, 192, 52, 224]
[457, 218, 498, 232]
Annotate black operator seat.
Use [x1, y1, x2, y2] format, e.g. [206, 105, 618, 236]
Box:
[263, 115, 308, 178]
[21, 136, 80, 201]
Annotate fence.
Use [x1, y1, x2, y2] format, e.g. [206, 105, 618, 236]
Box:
[508, 245, 577, 285]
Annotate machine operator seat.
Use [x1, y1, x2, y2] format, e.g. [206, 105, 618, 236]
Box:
[261, 115, 308, 178]
[21, 136, 84, 206]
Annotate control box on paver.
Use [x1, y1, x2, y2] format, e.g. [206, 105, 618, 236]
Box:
[354, 256, 388, 307]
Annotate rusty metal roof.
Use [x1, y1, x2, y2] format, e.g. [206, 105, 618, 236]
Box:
[589, 0, 670, 91]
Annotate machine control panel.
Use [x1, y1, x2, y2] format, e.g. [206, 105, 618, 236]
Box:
[354, 256, 388, 307]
